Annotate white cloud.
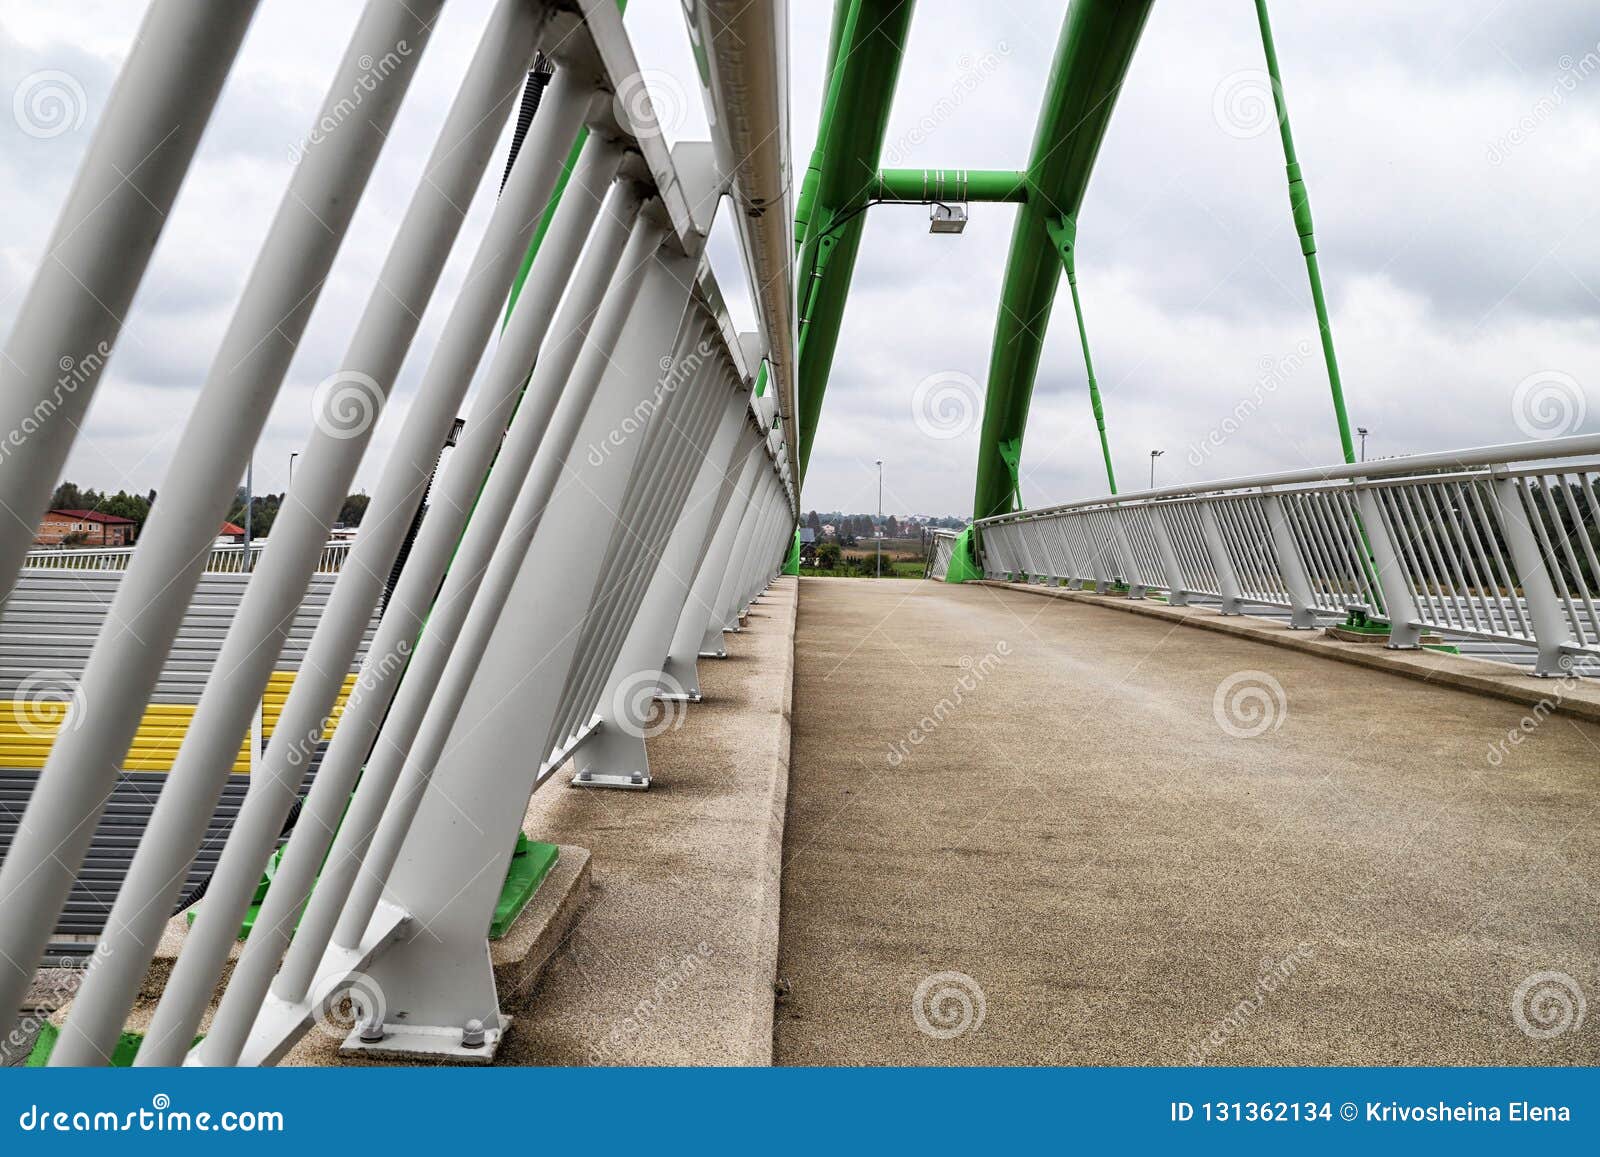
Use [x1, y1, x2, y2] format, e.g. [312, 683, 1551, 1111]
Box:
[0, 0, 1595, 522]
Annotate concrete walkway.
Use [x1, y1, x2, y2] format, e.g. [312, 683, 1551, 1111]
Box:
[499, 576, 795, 1065]
[776, 578, 1599, 1065]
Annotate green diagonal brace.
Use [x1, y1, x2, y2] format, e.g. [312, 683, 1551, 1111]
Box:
[1045, 214, 1117, 494]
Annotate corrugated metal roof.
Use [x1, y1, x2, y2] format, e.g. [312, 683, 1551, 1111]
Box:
[0, 568, 378, 955]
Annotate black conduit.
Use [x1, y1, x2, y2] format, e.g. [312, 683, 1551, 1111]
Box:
[499, 53, 555, 196]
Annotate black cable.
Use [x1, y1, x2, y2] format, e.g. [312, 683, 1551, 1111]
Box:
[499, 53, 555, 197]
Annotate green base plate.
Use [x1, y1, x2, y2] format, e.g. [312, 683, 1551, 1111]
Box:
[489, 836, 560, 941]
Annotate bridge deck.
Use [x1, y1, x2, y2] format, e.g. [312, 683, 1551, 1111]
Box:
[777, 578, 1598, 1065]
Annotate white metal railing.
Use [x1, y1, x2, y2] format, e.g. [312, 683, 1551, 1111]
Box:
[976, 433, 1600, 676]
[0, 0, 797, 1069]
[925, 529, 958, 580]
[21, 540, 352, 574]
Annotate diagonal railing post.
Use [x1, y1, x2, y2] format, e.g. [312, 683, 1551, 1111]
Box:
[1198, 501, 1245, 615]
[329, 222, 699, 1061]
[0, 3, 259, 601]
[1489, 473, 1575, 676]
[670, 432, 764, 675]
[0, 0, 441, 1040]
[1110, 507, 1145, 598]
[574, 377, 753, 786]
[61, 0, 558, 1068]
[1148, 504, 1190, 605]
[1353, 485, 1423, 649]
[1263, 490, 1319, 628]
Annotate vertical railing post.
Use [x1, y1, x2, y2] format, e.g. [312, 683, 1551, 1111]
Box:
[1148, 504, 1190, 605]
[1198, 501, 1244, 615]
[1489, 473, 1574, 675]
[1263, 491, 1319, 628]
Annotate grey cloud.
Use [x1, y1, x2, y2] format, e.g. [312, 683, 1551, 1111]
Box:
[1, 0, 1595, 521]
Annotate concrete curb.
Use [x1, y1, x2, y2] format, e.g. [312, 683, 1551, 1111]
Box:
[979, 580, 1600, 723]
[742, 576, 796, 1065]
[494, 574, 799, 1066]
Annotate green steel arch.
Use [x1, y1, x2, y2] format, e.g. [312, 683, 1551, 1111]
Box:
[795, 0, 1354, 583]
[793, 0, 1152, 576]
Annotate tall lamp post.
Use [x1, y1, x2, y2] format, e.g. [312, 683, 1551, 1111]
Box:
[289, 450, 299, 488]
[1356, 427, 1368, 462]
[1149, 448, 1164, 489]
[875, 458, 883, 579]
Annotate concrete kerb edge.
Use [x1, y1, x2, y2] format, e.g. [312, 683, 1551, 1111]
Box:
[978, 580, 1600, 725]
[742, 575, 795, 1065]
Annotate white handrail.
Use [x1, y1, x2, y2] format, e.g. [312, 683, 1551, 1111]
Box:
[975, 437, 1600, 677]
[21, 540, 353, 574]
[977, 432, 1600, 525]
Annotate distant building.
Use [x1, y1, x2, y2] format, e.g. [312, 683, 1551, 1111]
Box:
[821, 523, 836, 538]
[35, 509, 136, 547]
[216, 520, 247, 544]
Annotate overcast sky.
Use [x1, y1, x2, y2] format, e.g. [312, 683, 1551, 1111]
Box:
[2, 2, 1596, 520]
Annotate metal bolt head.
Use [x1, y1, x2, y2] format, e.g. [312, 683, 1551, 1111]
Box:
[462, 1018, 486, 1049]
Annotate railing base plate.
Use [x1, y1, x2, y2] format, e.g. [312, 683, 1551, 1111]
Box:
[570, 769, 650, 790]
[340, 1018, 506, 1065]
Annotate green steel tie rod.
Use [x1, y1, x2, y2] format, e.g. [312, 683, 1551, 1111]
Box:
[1256, 0, 1393, 622]
[1046, 215, 1117, 494]
[1255, 0, 1356, 465]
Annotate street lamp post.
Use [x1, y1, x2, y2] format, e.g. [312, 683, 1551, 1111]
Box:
[1149, 448, 1164, 489]
[1356, 427, 1368, 462]
[289, 450, 299, 488]
[876, 459, 883, 578]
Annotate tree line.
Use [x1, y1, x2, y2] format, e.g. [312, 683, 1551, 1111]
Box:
[49, 481, 370, 540]
[803, 510, 967, 545]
